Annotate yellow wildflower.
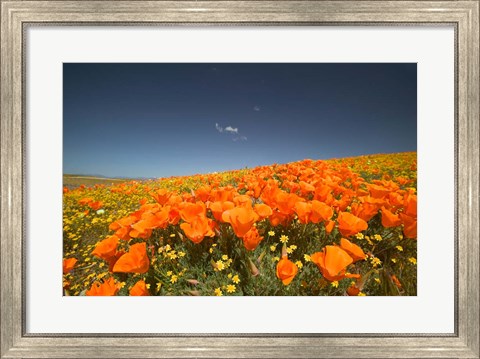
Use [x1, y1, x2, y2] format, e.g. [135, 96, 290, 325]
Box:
[370, 257, 382, 268]
[216, 260, 225, 271]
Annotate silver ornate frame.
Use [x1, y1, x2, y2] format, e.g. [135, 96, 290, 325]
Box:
[1, 1, 479, 358]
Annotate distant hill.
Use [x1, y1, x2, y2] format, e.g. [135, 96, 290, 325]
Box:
[63, 174, 145, 189]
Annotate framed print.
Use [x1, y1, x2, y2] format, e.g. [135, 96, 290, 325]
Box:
[1, 1, 479, 358]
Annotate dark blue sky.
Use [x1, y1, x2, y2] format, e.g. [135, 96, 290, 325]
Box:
[63, 63, 416, 178]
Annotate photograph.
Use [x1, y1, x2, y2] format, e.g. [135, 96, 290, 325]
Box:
[3, 0, 477, 356]
[62, 62, 417, 297]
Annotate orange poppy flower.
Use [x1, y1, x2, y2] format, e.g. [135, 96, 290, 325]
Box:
[347, 284, 361, 296]
[195, 185, 212, 202]
[179, 202, 206, 223]
[180, 215, 215, 244]
[222, 206, 259, 238]
[233, 195, 253, 208]
[311, 246, 353, 281]
[274, 190, 303, 216]
[62, 258, 77, 274]
[138, 203, 160, 214]
[86, 277, 120, 296]
[109, 216, 136, 231]
[88, 201, 103, 211]
[209, 201, 235, 222]
[314, 184, 334, 204]
[242, 227, 264, 251]
[337, 212, 368, 237]
[167, 194, 183, 206]
[91, 235, 119, 262]
[400, 213, 417, 239]
[395, 176, 410, 185]
[391, 274, 402, 288]
[294, 201, 311, 224]
[403, 193, 417, 217]
[129, 209, 169, 238]
[113, 242, 150, 274]
[254, 203, 272, 220]
[129, 280, 150, 296]
[333, 195, 352, 212]
[381, 206, 402, 227]
[106, 251, 125, 273]
[367, 183, 391, 199]
[212, 187, 236, 202]
[112, 227, 129, 241]
[324, 220, 335, 234]
[78, 197, 93, 205]
[129, 220, 153, 239]
[168, 205, 181, 225]
[276, 256, 298, 285]
[299, 180, 315, 193]
[269, 211, 290, 227]
[250, 182, 265, 198]
[388, 192, 404, 208]
[109, 216, 136, 241]
[310, 200, 334, 222]
[340, 238, 366, 262]
[350, 200, 380, 222]
[150, 188, 171, 205]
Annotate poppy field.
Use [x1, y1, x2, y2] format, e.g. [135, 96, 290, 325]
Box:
[63, 152, 417, 296]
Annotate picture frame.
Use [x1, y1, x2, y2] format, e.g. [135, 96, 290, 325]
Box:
[1, 1, 478, 358]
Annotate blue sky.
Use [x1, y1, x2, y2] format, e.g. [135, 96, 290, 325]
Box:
[63, 63, 416, 178]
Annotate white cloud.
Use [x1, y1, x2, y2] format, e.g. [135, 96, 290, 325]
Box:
[215, 123, 247, 141]
[233, 136, 248, 142]
[224, 126, 238, 134]
[253, 105, 261, 112]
